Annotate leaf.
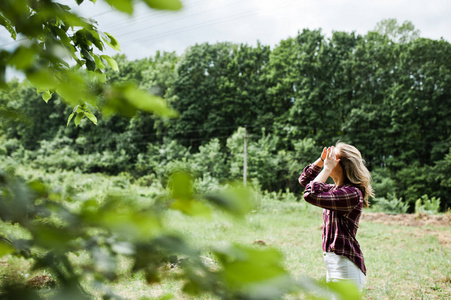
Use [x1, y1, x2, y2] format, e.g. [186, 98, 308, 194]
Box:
[42, 90, 53, 102]
[101, 32, 121, 51]
[95, 70, 107, 83]
[84, 110, 98, 125]
[170, 199, 211, 217]
[143, 0, 182, 11]
[122, 85, 179, 117]
[26, 69, 57, 91]
[56, 71, 94, 107]
[33, 224, 77, 250]
[84, 29, 104, 51]
[0, 64, 7, 89]
[105, 0, 134, 14]
[169, 172, 193, 201]
[0, 240, 14, 257]
[213, 244, 288, 290]
[74, 112, 85, 126]
[203, 183, 254, 217]
[67, 112, 75, 126]
[0, 14, 17, 40]
[101, 55, 119, 71]
[94, 55, 105, 69]
[324, 280, 361, 300]
[9, 47, 36, 70]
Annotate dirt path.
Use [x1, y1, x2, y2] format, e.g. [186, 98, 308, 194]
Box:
[362, 212, 451, 248]
[361, 212, 451, 227]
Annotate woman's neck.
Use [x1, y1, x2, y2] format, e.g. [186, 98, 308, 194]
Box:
[331, 173, 345, 187]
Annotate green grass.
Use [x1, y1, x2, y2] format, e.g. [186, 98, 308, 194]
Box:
[1, 167, 450, 299]
[110, 197, 451, 299]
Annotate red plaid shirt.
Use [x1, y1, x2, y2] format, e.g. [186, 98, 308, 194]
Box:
[299, 164, 366, 275]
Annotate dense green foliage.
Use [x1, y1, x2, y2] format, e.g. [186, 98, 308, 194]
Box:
[3, 28, 450, 210]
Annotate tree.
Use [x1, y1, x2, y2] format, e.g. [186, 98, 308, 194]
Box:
[163, 42, 272, 148]
[374, 18, 420, 44]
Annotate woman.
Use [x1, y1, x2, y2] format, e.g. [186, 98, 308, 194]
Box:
[299, 142, 373, 292]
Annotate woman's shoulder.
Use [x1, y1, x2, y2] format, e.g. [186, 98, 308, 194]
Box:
[336, 184, 363, 198]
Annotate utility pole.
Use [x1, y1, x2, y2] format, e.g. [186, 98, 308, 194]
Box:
[243, 126, 247, 186]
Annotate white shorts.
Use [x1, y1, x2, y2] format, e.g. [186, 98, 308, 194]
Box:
[323, 252, 365, 292]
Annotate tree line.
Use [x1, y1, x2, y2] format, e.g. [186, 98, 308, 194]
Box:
[2, 27, 451, 210]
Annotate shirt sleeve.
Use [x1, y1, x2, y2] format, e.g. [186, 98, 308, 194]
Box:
[298, 164, 322, 187]
[303, 182, 361, 212]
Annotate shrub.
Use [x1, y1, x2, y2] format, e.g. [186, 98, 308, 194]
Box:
[415, 194, 441, 215]
[194, 173, 221, 195]
[371, 193, 409, 214]
[371, 167, 396, 199]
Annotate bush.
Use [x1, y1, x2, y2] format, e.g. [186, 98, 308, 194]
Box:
[194, 173, 221, 195]
[415, 194, 441, 215]
[371, 193, 409, 214]
[227, 127, 279, 191]
[371, 167, 396, 199]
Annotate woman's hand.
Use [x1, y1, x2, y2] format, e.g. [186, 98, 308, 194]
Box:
[313, 147, 327, 168]
[320, 147, 327, 161]
[323, 146, 340, 171]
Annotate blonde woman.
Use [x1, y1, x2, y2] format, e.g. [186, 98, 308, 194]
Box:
[299, 142, 373, 293]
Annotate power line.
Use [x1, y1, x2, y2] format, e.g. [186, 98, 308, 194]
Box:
[99, 0, 208, 32]
[125, 0, 299, 44]
[110, 0, 244, 39]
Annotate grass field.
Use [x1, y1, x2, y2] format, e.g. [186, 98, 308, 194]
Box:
[1, 168, 450, 299]
[112, 199, 450, 300]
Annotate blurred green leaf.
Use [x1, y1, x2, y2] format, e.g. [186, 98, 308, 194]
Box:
[324, 280, 361, 300]
[94, 55, 105, 69]
[26, 69, 57, 91]
[105, 0, 133, 14]
[83, 196, 162, 240]
[143, 0, 183, 11]
[167, 172, 211, 216]
[94, 70, 107, 83]
[74, 111, 84, 126]
[28, 180, 47, 196]
[101, 83, 178, 118]
[67, 112, 75, 126]
[122, 84, 178, 117]
[0, 240, 14, 257]
[169, 172, 193, 201]
[0, 107, 29, 124]
[171, 199, 211, 217]
[56, 71, 93, 106]
[33, 225, 76, 250]
[42, 90, 53, 102]
[203, 183, 254, 217]
[213, 244, 288, 290]
[101, 55, 119, 71]
[0, 13, 16, 39]
[9, 47, 36, 70]
[84, 110, 98, 125]
[101, 32, 121, 51]
[100, 55, 119, 72]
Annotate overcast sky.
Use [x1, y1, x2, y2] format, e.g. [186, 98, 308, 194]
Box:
[1, 0, 451, 61]
[73, 0, 451, 60]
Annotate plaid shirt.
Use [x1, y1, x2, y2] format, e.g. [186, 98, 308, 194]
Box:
[299, 164, 366, 275]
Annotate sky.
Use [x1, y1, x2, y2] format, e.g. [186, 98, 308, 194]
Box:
[1, 0, 451, 62]
[70, 0, 451, 60]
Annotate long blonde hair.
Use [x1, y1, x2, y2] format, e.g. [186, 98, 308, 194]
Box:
[336, 141, 374, 207]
